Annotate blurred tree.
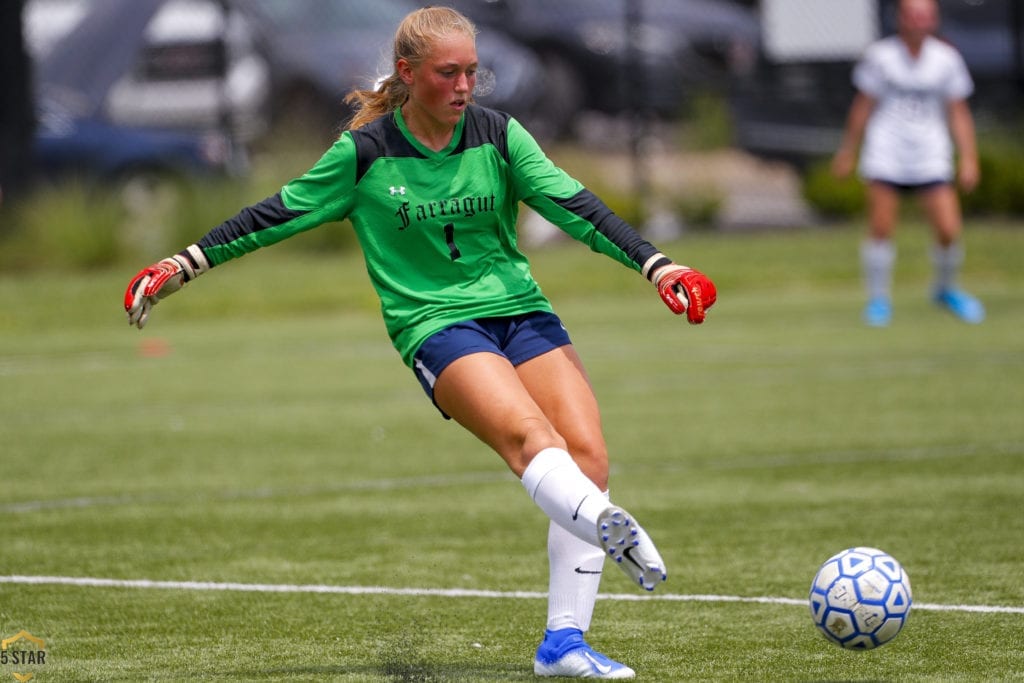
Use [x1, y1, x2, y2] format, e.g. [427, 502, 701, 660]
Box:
[0, 0, 34, 208]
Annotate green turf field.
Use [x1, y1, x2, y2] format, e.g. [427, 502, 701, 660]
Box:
[2, 223, 1022, 681]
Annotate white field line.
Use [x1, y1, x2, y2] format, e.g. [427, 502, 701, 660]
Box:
[1, 575, 1022, 615]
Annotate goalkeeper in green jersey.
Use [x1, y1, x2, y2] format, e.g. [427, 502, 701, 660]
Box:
[125, 7, 715, 679]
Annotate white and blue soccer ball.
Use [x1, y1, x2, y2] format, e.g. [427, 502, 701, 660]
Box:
[809, 546, 912, 650]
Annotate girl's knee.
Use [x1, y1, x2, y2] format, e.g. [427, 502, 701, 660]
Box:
[566, 439, 610, 490]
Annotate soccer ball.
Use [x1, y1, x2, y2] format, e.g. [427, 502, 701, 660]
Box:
[809, 546, 912, 650]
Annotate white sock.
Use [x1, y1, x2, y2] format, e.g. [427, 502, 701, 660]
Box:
[521, 447, 608, 547]
[861, 238, 896, 300]
[931, 242, 963, 294]
[545, 493, 608, 632]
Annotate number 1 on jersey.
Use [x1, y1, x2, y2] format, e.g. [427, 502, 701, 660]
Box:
[443, 223, 462, 260]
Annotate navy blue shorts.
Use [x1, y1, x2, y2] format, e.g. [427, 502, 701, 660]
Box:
[412, 311, 572, 417]
[869, 178, 949, 194]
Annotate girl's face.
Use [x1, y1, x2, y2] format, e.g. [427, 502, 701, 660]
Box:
[399, 33, 478, 131]
[899, 0, 939, 43]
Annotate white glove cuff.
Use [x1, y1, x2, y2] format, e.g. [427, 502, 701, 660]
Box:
[641, 253, 672, 282]
[651, 263, 692, 287]
[171, 244, 211, 282]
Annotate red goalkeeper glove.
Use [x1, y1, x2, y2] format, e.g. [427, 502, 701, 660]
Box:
[124, 245, 209, 329]
[655, 265, 717, 324]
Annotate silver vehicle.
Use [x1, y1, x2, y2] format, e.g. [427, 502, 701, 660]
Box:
[26, 0, 271, 143]
[234, 0, 551, 141]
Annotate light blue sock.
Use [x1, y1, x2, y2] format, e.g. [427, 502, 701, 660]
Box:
[930, 242, 964, 295]
[861, 238, 896, 301]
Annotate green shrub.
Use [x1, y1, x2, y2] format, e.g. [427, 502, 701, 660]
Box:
[679, 93, 735, 151]
[673, 191, 723, 229]
[0, 169, 360, 273]
[800, 159, 866, 219]
[962, 138, 1024, 216]
[1, 181, 123, 270]
[800, 133, 1024, 218]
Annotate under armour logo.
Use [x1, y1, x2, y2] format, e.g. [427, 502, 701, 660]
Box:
[389, 186, 406, 196]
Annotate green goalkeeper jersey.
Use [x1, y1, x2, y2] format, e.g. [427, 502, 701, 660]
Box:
[195, 105, 668, 366]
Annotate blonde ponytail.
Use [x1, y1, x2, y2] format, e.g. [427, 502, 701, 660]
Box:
[344, 74, 409, 130]
[343, 6, 476, 131]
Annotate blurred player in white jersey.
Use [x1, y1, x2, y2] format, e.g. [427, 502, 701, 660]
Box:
[832, 0, 984, 326]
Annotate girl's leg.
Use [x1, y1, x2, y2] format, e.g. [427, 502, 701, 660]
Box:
[433, 347, 665, 588]
[919, 183, 964, 293]
[862, 181, 901, 325]
[518, 346, 608, 631]
[433, 347, 660, 677]
[918, 184, 984, 322]
[432, 350, 608, 543]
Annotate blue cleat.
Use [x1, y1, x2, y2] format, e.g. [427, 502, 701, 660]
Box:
[863, 297, 892, 327]
[534, 628, 635, 679]
[934, 288, 985, 324]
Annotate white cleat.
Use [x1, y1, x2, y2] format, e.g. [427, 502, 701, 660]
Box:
[597, 506, 667, 591]
[534, 628, 636, 679]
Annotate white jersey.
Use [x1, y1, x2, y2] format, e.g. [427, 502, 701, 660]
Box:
[853, 35, 973, 184]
